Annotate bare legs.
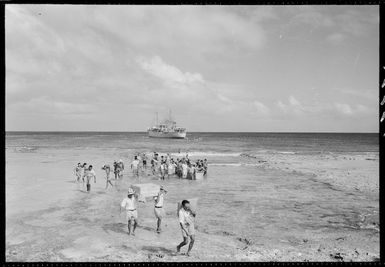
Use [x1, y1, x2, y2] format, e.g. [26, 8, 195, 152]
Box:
[177, 237, 188, 253]
[176, 235, 195, 256]
[105, 179, 113, 189]
[156, 218, 162, 233]
[127, 218, 137, 235]
[187, 235, 195, 256]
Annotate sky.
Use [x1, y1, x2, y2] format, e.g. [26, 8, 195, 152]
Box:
[5, 5, 379, 132]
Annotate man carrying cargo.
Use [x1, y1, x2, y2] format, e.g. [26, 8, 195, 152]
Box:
[102, 164, 113, 189]
[120, 188, 138, 236]
[154, 186, 167, 233]
[176, 200, 196, 256]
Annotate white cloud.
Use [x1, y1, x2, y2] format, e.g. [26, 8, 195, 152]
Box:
[292, 10, 334, 28]
[288, 95, 301, 106]
[5, 5, 378, 132]
[253, 101, 270, 114]
[335, 7, 379, 36]
[333, 103, 372, 116]
[90, 5, 267, 61]
[276, 100, 287, 112]
[136, 56, 204, 85]
[334, 102, 353, 115]
[326, 33, 346, 45]
[218, 94, 233, 104]
[337, 87, 377, 101]
[8, 96, 95, 115]
[356, 104, 370, 113]
[276, 96, 304, 115]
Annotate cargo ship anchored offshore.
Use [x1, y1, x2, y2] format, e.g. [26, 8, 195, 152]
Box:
[147, 111, 187, 139]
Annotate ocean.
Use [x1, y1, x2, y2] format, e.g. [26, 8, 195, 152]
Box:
[5, 132, 379, 261]
[5, 131, 379, 157]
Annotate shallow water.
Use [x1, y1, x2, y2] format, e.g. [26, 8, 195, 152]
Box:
[5, 132, 379, 261]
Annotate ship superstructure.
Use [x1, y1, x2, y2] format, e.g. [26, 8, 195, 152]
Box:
[147, 111, 186, 139]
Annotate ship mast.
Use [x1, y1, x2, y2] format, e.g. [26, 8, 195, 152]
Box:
[156, 112, 158, 126]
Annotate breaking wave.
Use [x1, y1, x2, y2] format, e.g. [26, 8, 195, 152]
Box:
[170, 151, 242, 157]
[209, 163, 264, 167]
[13, 146, 39, 153]
[169, 150, 298, 158]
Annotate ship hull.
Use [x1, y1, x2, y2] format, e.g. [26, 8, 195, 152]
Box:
[148, 131, 186, 139]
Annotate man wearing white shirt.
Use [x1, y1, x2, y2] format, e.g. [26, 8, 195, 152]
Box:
[131, 156, 140, 178]
[84, 165, 96, 192]
[154, 186, 167, 233]
[176, 200, 196, 256]
[181, 160, 188, 179]
[120, 188, 138, 236]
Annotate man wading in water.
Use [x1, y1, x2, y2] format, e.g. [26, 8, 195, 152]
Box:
[84, 165, 96, 192]
[74, 163, 82, 183]
[118, 159, 124, 179]
[81, 163, 88, 183]
[131, 156, 140, 178]
[177, 200, 196, 256]
[154, 186, 167, 233]
[120, 188, 138, 236]
[102, 164, 113, 189]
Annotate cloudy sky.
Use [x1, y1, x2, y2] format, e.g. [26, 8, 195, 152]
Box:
[6, 5, 379, 132]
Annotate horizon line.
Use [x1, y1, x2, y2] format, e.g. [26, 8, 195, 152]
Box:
[5, 130, 378, 134]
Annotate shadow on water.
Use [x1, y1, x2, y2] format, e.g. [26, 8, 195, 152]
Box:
[137, 225, 154, 232]
[75, 189, 89, 194]
[121, 244, 137, 253]
[141, 245, 175, 256]
[102, 223, 127, 234]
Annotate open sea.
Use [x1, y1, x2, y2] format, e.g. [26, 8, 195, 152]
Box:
[5, 131, 379, 157]
[5, 132, 379, 255]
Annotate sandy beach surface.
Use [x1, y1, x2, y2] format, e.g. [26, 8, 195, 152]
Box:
[6, 145, 379, 262]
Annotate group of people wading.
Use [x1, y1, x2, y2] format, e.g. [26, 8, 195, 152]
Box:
[150, 152, 208, 180]
[72, 151, 206, 256]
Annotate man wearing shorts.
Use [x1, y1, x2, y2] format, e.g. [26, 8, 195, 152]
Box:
[131, 156, 140, 178]
[154, 186, 167, 233]
[120, 188, 138, 236]
[84, 165, 96, 192]
[74, 163, 82, 182]
[177, 200, 196, 256]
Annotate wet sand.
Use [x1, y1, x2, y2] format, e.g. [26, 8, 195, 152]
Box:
[6, 151, 379, 262]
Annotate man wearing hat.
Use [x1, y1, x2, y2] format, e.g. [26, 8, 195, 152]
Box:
[120, 188, 138, 235]
[154, 186, 167, 233]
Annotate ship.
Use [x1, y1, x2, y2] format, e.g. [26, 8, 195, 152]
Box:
[147, 111, 187, 139]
